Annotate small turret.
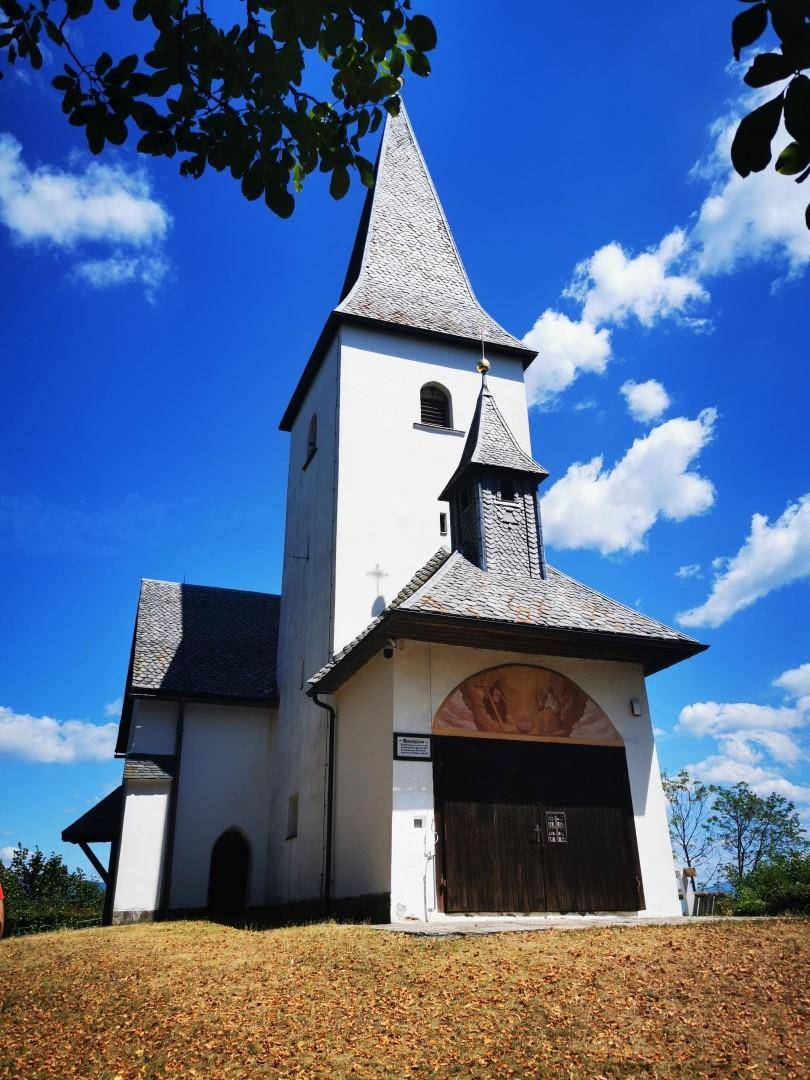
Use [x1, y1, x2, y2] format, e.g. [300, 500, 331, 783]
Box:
[440, 362, 549, 578]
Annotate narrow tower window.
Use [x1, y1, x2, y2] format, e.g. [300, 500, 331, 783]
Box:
[439, 512, 448, 536]
[420, 384, 451, 428]
[500, 479, 516, 502]
[304, 415, 317, 468]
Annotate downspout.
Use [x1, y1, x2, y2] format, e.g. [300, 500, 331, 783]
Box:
[310, 691, 336, 912]
[159, 700, 185, 918]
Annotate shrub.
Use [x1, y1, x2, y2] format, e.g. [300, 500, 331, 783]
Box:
[0, 845, 104, 937]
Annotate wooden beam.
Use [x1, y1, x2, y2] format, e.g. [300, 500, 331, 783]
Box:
[78, 841, 108, 885]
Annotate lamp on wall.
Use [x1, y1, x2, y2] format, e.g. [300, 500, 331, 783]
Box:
[630, 699, 643, 717]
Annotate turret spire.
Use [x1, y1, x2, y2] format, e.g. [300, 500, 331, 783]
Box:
[441, 378, 549, 578]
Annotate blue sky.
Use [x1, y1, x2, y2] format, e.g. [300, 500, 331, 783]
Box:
[1, 2, 808, 874]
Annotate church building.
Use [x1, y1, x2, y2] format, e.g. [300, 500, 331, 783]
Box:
[64, 105, 707, 924]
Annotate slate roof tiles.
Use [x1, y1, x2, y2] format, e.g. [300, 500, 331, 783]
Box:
[131, 579, 281, 701]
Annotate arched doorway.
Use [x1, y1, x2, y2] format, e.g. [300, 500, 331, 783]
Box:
[207, 829, 250, 917]
[431, 666, 643, 914]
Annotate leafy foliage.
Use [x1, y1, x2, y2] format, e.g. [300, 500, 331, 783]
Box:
[0, 1, 437, 216]
[711, 782, 806, 882]
[662, 769, 718, 884]
[729, 1, 810, 230]
[729, 851, 810, 914]
[0, 844, 103, 936]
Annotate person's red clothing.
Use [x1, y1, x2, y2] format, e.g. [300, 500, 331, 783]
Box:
[0, 881, 4, 900]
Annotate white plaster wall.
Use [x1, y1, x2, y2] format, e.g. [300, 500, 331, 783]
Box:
[390, 642, 681, 920]
[272, 335, 341, 906]
[332, 653, 393, 900]
[112, 781, 170, 918]
[334, 325, 531, 652]
[127, 699, 177, 754]
[170, 703, 275, 909]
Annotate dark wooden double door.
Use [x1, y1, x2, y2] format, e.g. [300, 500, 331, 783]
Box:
[434, 736, 643, 913]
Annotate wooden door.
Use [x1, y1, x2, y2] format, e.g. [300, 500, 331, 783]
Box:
[536, 744, 644, 913]
[434, 738, 643, 914]
[434, 736, 546, 913]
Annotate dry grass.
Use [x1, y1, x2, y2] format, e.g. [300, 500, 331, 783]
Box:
[1, 919, 807, 1078]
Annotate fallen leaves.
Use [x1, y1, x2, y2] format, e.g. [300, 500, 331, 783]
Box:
[0, 920, 807, 1078]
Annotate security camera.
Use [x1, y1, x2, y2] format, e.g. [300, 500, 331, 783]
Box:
[383, 638, 397, 660]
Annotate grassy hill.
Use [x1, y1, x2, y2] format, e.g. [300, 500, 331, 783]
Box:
[1, 920, 806, 1077]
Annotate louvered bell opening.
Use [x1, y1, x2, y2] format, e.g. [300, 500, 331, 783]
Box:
[420, 386, 450, 427]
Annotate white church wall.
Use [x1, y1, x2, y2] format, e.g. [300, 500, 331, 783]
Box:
[169, 703, 275, 910]
[332, 653, 393, 903]
[127, 698, 177, 754]
[271, 335, 341, 907]
[390, 642, 681, 920]
[112, 781, 170, 922]
[390, 640, 438, 922]
[333, 324, 530, 653]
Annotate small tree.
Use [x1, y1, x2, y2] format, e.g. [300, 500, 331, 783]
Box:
[662, 770, 718, 885]
[711, 783, 806, 884]
[0, 844, 103, 936]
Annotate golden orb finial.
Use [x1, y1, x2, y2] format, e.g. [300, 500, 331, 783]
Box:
[477, 356, 490, 375]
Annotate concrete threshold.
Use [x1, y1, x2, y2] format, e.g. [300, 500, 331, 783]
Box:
[371, 915, 774, 936]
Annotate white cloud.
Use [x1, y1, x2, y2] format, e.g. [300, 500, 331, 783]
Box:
[775, 663, 810, 713]
[566, 230, 707, 328]
[0, 705, 117, 764]
[540, 408, 716, 555]
[620, 378, 670, 423]
[678, 494, 810, 628]
[676, 563, 702, 579]
[0, 846, 15, 866]
[522, 85, 809, 408]
[72, 252, 170, 302]
[0, 132, 171, 297]
[523, 311, 611, 406]
[679, 662, 810, 807]
[103, 697, 123, 718]
[691, 111, 810, 279]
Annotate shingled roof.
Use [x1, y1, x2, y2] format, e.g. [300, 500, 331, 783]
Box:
[440, 377, 549, 499]
[280, 104, 536, 431]
[116, 579, 280, 754]
[308, 551, 707, 693]
[337, 104, 533, 357]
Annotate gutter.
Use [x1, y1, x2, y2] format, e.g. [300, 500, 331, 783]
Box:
[159, 700, 185, 917]
[309, 692, 336, 912]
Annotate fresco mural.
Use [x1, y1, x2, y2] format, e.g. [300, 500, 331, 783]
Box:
[432, 665, 622, 745]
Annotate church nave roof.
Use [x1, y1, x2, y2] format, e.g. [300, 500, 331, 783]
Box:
[308, 549, 706, 694]
[115, 578, 281, 755]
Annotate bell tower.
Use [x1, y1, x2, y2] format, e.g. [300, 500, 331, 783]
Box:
[439, 361, 549, 578]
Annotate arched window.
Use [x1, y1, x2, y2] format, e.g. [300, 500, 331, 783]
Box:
[420, 384, 452, 428]
[304, 414, 317, 468]
[207, 829, 251, 917]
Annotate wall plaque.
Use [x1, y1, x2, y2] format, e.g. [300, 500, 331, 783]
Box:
[393, 733, 432, 761]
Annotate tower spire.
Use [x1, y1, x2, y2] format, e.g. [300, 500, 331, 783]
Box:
[336, 103, 534, 361]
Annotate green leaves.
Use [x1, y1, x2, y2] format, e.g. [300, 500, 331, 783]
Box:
[732, 2, 768, 61]
[405, 15, 436, 52]
[329, 164, 350, 199]
[731, 92, 784, 176]
[784, 74, 810, 143]
[775, 140, 810, 175]
[0, 0, 438, 218]
[743, 51, 794, 88]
